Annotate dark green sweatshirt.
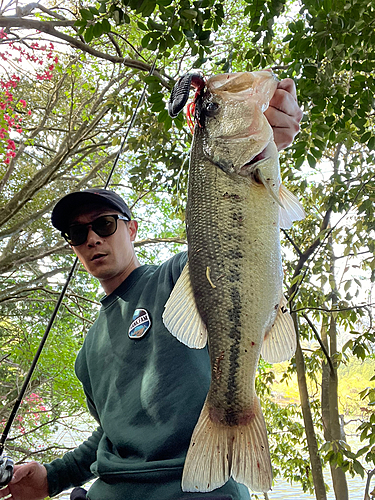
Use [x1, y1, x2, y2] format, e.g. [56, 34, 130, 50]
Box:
[45, 253, 250, 500]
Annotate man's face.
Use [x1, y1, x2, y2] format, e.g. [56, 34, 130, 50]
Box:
[69, 206, 139, 294]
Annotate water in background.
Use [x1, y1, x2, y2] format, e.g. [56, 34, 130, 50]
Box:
[55, 473, 368, 499]
[271, 474, 366, 499]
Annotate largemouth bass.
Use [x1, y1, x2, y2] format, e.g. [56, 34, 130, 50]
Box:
[163, 71, 305, 493]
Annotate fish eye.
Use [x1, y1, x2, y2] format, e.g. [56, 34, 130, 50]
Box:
[204, 101, 220, 117]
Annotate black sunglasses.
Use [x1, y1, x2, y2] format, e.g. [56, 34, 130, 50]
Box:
[62, 214, 130, 246]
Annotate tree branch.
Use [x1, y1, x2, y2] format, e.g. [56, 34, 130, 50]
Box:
[0, 243, 68, 274]
[0, 16, 172, 87]
[302, 313, 335, 376]
[134, 237, 186, 247]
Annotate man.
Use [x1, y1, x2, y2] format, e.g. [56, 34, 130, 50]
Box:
[0, 79, 303, 500]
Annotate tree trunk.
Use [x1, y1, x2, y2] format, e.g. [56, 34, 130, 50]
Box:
[320, 235, 349, 500]
[293, 314, 327, 500]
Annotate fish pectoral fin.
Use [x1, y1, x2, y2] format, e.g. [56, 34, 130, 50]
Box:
[254, 166, 285, 209]
[182, 397, 272, 493]
[261, 295, 297, 363]
[279, 183, 305, 229]
[162, 262, 207, 349]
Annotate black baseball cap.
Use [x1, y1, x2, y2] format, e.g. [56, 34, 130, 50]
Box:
[51, 189, 132, 231]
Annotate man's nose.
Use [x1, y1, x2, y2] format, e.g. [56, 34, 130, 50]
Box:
[86, 227, 103, 246]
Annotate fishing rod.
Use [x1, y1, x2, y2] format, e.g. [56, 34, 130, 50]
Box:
[0, 56, 158, 488]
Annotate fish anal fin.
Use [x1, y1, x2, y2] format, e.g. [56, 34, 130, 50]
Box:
[261, 295, 296, 363]
[182, 398, 272, 493]
[162, 262, 207, 349]
[279, 184, 305, 229]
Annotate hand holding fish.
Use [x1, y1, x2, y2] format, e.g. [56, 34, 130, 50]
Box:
[265, 78, 303, 150]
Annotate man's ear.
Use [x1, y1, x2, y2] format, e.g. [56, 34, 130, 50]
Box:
[127, 220, 138, 242]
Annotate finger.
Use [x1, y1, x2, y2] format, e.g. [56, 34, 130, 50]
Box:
[264, 105, 301, 132]
[276, 78, 297, 101]
[11, 465, 29, 484]
[269, 90, 302, 119]
[0, 486, 10, 498]
[265, 107, 301, 150]
[273, 127, 296, 151]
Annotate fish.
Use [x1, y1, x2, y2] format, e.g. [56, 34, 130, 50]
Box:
[163, 70, 305, 493]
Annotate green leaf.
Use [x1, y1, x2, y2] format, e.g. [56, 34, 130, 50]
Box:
[170, 28, 183, 43]
[361, 131, 371, 143]
[151, 100, 166, 112]
[307, 154, 316, 168]
[144, 75, 159, 84]
[80, 8, 94, 20]
[141, 1, 156, 16]
[181, 9, 198, 19]
[253, 53, 261, 67]
[93, 22, 104, 38]
[157, 109, 168, 122]
[137, 21, 149, 31]
[245, 49, 254, 60]
[147, 19, 165, 31]
[304, 64, 318, 78]
[148, 92, 164, 103]
[101, 19, 111, 33]
[244, 5, 251, 16]
[163, 115, 172, 130]
[84, 25, 94, 43]
[141, 33, 151, 48]
[74, 19, 87, 27]
[197, 30, 211, 41]
[295, 155, 305, 169]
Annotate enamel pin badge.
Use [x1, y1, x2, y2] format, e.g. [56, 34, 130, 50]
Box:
[128, 309, 151, 339]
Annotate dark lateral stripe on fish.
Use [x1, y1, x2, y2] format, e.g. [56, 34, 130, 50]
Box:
[223, 286, 242, 424]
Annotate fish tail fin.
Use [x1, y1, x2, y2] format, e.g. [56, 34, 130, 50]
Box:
[231, 397, 272, 492]
[182, 397, 272, 493]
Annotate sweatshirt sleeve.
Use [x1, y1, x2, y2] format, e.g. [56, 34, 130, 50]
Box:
[171, 251, 188, 283]
[44, 426, 103, 497]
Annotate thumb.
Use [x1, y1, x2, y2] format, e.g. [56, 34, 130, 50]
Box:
[11, 464, 32, 484]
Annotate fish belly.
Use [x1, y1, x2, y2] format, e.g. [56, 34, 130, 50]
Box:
[183, 128, 282, 493]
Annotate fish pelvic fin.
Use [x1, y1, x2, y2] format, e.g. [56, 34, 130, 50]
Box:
[261, 295, 297, 363]
[279, 184, 305, 229]
[162, 262, 208, 349]
[182, 398, 272, 493]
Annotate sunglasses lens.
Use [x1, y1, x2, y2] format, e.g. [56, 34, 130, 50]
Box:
[93, 216, 117, 237]
[67, 226, 88, 246]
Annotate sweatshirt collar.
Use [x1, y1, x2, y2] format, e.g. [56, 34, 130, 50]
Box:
[100, 265, 149, 308]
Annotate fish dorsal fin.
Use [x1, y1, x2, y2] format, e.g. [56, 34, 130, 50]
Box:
[279, 184, 305, 229]
[261, 295, 296, 363]
[162, 262, 207, 349]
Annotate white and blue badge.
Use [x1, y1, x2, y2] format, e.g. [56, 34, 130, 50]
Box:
[128, 308, 151, 339]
